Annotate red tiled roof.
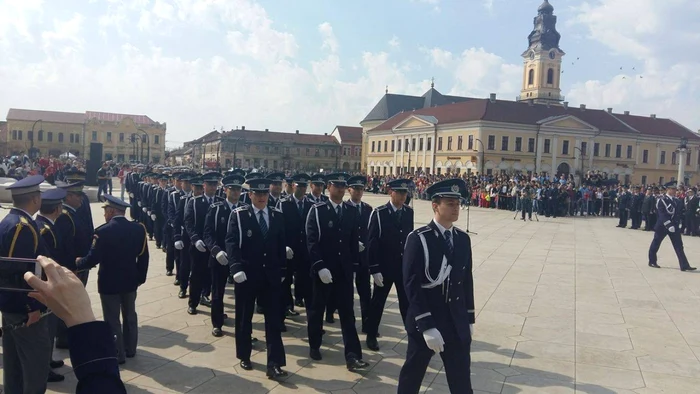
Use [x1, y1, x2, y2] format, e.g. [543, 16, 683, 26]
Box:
[222, 129, 339, 146]
[85, 111, 157, 125]
[610, 113, 700, 141]
[334, 126, 362, 143]
[6, 108, 85, 124]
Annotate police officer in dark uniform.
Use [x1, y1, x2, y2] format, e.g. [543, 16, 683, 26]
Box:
[630, 186, 644, 229]
[164, 173, 182, 277]
[307, 173, 329, 203]
[345, 175, 373, 334]
[0, 175, 52, 393]
[174, 175, 200, 299]
[151, 174, 169, 249]
[77, 195, 149, 364]
[305, 172, 369, 371]
[203, 174, 246, 337]
[168, 173, 191, 282]
[282, 176, 294, 198]
[184, 172, 223, 314]
[241, 172, 264, 205]
[398, 178, 475, 394]
[365, 179, 414, 351]
[617, 186, 632, 228]
[64, 170, 94, 238]
[266, 172, 285, 207]
[126, 165, 143, 220]
[226, 178, 288, 379]
[648, 184, 696, 271]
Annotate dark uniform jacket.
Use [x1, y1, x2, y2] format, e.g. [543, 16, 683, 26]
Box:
[173, 193, 193, 244]
[305, 200, 359, 279]
[36, 215, 59, 258]
[68, 321, 127, 393]
[346, 200, 372, 271]
[367, 202, 413, 280]
[225, 205, 286, 283]
[403, 221, 475, 344]
[53, 206, 83, 270]
[277, 195, 315, 265]
[306, 193, 329, 204]
[77, 217, 149, 295]
[656, 195, 682, 232]
[202, 198, 237, 265]
[185, 195, 219, 246]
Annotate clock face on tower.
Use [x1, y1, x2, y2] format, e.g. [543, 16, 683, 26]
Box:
[549, 51, 556, 59]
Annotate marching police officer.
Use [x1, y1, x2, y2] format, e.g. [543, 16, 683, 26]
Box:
[345, 175, 373, 334]
[226, 177, 288, 379]
[174, 175, 201, 298]
[0, 175, 52, 394]
[305, 172, 369, 371]
[648, 184, 696, 271]
[398, 178, 475, 394]
[203, 174, 247, 337]
[307, 174, 329, 203]
[266, 172, 285, 207]
[184, 172, 222, 314]
[165, 173, 184, 277]
[241, 172, 263, 205]
[76, 195, 149, 364]
[64, 170, 95, 238]
[365, 179, 414, 351]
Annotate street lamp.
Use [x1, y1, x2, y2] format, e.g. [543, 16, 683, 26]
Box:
[677, 137, 688, 186]
[475, 138, 485, 178]
[30, 119, 42, 159]
[138, 128, 150, 163]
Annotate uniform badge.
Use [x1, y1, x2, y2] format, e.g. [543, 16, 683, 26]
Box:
[451, 185, 460, 193]
[91, 235, 98, 248]
[221, 217, 226, 224]
[328, 221, 334, 228]
[401, 182, 408, 188]
[247, 229, 253, 237]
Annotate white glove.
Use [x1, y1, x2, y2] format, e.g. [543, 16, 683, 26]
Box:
[359, 241, 365, 252]
[129, 193, 134, 198]
[285, 246, 294, 260]
[195, 240, 207, 252]
[142, 207, 147, 213]
[318, 268, 333, 284]
[174, 241, 184, 250]
[151, 214, 157, 221]
[138, 201, 142, 207]
[668, 226, 676, 233]
[281, 277, 285, 283]
[233, 271, 247, 283]
[215, 251, 228, 266]
[373, 272, 384, 287]
[470, 324, 474, 336]
[422, 328, 445, 353]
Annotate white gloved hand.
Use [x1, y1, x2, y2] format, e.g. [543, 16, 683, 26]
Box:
[142, 207, 147, 213]
[359, 241, 365, 252]
[422, 328, 445, 353]
[195, 240, 207, 252]
[129, 193, 134, 198]
[138, 201, 142, 207]
[233, 271, 247, 283]
[470, 324, 474, 336]
[174, 241, 184, 250]
[668, 226, 676, 233]
[215, 251, 228, 266]
[373, 272, 384, 287]
[151, 214, 157, 221]
[318, 268, 333, 284]
[281, 277, 285, 283]
[285, 246, 294, 260]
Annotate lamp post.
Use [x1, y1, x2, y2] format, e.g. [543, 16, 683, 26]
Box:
[229, 137, 244, 168]
[138, 128, 150, 164]
[677, 137, 688, 186]
[573, 146, 585, 186]
[30, 119, 42, 159]
[475, 138, 485, 178]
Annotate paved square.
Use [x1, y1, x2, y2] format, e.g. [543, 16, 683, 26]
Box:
[2, 193, 700, 393]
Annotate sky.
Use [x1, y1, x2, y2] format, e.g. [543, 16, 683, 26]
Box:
[1, 0, 699, 149]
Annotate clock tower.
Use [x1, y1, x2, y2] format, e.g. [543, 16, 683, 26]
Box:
[519, 0, 565, 104]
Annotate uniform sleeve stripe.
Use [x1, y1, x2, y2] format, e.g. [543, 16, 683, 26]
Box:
[311, 260, 323, 268]
[415, 312, 431, 321]
[663, 220, 671, 226]
[467, 309, 475, 313]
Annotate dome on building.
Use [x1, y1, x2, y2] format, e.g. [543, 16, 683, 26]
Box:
[538, 0, 554, 14]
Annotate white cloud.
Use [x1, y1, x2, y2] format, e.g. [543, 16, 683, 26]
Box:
[388, 35, 401, 49]
[411, 0, 440, 12]
[318, 22, 338, 53]
[41, 13, 85, 55]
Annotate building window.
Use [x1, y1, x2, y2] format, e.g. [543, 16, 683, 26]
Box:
[391, 140, 396, 152]
[447, 137, 453, 151]
[427, 137, 432, 150]
[501, 136, 509, 151]
[315, 149, 320, 157]
[514, 137, 522, 152]
[70, 134, 75, 143]
[405, 138, 409, 152]
[411, 138, 416, 151]
[419, 138, 423, 151]
[581, 141, 587, 156]
[152, 156, 160, 164]
[119, 133, 124, 142]
[154, 135, 160, 145]
[487, 135, 495, 150]
[107, 132, 112, 143]
[47, 132, 53, 142]
[643, 150, 648, 163]
[105, 153, 113, 160]
[605, 144, 611, 157]
[528, 138, 535, 153]
[615, 144, 621, 158]
[626, 145, 633, 159]
[660, 151, 666, 164]
[457, 136, 463, 150]
[371, 141, 375, 152]
[687, 152, 691, 165]
[438, 137, 443, 151]
[306, 148, 310, 156]
[528, 69, 534, 85]
[384, 141, 388, 152]
[544, 139, 551, 154]
[397, 140, 402, 152]
[38, 130, 43, 141]
[75, 134, 80, 144]
[671, 152, 677, 165]
[659, 176, 664, 184]
[468, 135, 474, 150]
[641, 175, 647, 185]
[562, 140, 569, 155]
[593, 143, 600, 156]
[117, 154, 124, 162]
[11, 130, 16, 140]
[547, 68, 554, 84]
[92, 131, 97, 141]
[28, 130, 33, 141]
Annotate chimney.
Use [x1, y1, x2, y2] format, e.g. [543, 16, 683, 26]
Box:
[324, 133, 328, 136]
[624, 111, 630, 116]
[265, 128, 269, 131]
[563, 101, 569, 109]
[528, 99, 534, 106]
[295, 130, 299, 134]
[489, 93, 496, 103]
[650, 114, 656, 119]
[580, 104, 586, 111]
[241, 126, 245, 130]
[607, 108, 613, 113]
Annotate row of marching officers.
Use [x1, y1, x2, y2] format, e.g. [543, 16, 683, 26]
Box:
[125, 166, 476, 392]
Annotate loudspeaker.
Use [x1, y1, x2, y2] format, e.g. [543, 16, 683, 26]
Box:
[86, 142, 103, 186]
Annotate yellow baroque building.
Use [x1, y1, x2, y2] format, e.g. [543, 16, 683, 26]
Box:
[361, 0, 700, 185]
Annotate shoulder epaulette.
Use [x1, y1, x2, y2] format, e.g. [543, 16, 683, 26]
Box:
[180, 195, 188, 200]
[364, 203, 373, 211]
[211, 201, 225, 207]
[403, 204, 413, 211]
[454, 227, 467, 234]
[18, 216, 30, 226]
[271, 207, 282, 214]
[376, 205, 389, 211]
[234, 206, 247, 213]
[415, 226, 432, 234]
[94, 222, 108, 232]
[313, 201, 326, 208]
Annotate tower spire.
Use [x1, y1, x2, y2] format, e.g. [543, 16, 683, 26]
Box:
[430, 77, 434, 88]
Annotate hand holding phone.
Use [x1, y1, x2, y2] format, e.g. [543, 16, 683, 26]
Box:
[0, 257, 42, 292]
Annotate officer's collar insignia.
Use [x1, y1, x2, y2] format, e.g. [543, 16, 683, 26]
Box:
[402, 183, 408, 188]
[451, 185, 460, 193]
[328, 220, 333, 228]
[246, 229, 253, 237]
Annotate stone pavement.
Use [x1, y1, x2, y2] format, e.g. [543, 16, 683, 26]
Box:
[1, 192, 700, 393]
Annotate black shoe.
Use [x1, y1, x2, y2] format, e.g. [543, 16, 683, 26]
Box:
[212, 328, 223, 337]
[223, 313, 228, 320]
[200, 295, 211, 307]
[294, 299, 305, 308]
[227, 275, 234, 284]
[281, 323, 287, 332]
[118, 359, 126, 365]
[239, 360, 253, 370]
[251, 337, 259, 343]
[321, 329, 326, 335]
[325, 316, 335, 324]
[187, 307, 197, 315]
[266, 365, 288, 380]
[649, 263, 661, 268]
[126, 353, 136, 358]
[166, 270, 173, 276]
[310, 348, 322, 361]
[178, 290, 187, 299]
[366, 336, 379, 351]
[346, 359, 369, 372]
[50, 360, 64, 369]
[174, 279, 180, 286]
[286, 308, 300, 317]
[48, 370, 65, 383]
[256, 306, 264, 314]
[681, 266, 697, 272]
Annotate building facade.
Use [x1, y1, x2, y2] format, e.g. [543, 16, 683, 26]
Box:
[362, 0, 700, 185]
[330, 125, 362, 172]
[3, 108, 166, 162]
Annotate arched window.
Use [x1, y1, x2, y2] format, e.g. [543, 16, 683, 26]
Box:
[547, 68, 554, 84]
[528, 69, 534, 85]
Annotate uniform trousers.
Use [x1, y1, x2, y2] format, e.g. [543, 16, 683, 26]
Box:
[365, 274, 408, 338]
[354, 266, 371, 331]
[648, 230, 692, 269]
[56, 269, 91, 348]
[234, 277, 286, 367]
[145, 214, 154, 238]
[307, 273, 362, 361]
[164, 225, 177, 273]
[210, 263, 229, 329]
[188, 248, 211, 308]
[154, 217, 164, 248]
[2, 312, 51, 394]
[178, 240, 192, 292]
[293, 261, 311, 306]
[100, 291, 138, 362]
[618, 209, 629, 227]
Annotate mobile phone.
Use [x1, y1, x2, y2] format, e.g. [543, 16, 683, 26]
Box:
[0, 257, 42, 292]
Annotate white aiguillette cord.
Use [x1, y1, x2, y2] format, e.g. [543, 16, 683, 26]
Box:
[417, 232, 453, 298]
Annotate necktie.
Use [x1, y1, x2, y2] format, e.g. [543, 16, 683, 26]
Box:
[336, 205, 342, 220]
[298, 200, 304, 216]
[444, 230, 453, 256]
[397, 208, 403, 223]
[357, 203, 361, 216]
[208, 197, 212, 205]
[258, 210, 268, 238]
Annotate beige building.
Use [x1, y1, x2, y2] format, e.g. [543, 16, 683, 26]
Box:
[362, 0, 700, 185]
[330, 126, 363, 172]
[3, 108, 166, 162]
